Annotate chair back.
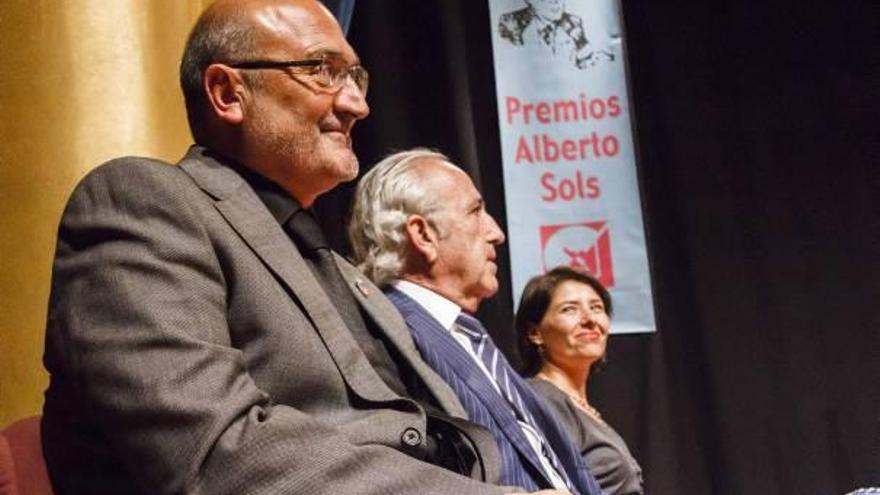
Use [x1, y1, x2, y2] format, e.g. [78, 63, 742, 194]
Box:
[0, 416, 53, 495]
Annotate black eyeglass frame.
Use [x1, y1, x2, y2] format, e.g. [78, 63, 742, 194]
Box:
[228, 59, 323, 70]
[225, 57, 369, 95]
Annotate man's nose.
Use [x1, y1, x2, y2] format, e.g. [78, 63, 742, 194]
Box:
[334, 81, 369, 121]
[486, 214, 506, 245]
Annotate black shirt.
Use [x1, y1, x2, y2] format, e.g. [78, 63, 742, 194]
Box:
[233, 163, 410, 397]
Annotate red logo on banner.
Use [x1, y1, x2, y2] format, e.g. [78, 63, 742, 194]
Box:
[539, 221, 614, 287]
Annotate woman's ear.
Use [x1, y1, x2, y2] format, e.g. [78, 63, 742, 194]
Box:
[528, 326, 544, 346]
[405, 214, 439, 264]
[203, 64, 247, 125]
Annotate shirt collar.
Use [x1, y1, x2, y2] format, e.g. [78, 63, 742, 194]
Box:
[392, 280, 462, 331]
[232, 162, 301, 225]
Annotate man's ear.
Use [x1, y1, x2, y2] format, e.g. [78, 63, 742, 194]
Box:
[203, 64, 247, 125]
[405, 214, 439, 264]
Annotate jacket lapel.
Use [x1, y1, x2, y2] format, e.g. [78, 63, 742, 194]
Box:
[178, 147, 398, 404]
[336, 261, 468, 418]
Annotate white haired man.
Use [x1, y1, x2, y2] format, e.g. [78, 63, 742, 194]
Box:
[349, 149, 603, 495]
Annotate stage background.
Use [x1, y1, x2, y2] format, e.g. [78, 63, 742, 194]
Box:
[1, 2, 877, 494]
[0, 0, 209, 427]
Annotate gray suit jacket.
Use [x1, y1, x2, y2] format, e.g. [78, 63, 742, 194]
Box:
[41, 146, 507, 495]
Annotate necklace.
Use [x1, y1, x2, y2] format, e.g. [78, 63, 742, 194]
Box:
[536, 374, 605, 423]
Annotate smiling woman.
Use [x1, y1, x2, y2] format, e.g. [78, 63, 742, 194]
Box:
[515, 265, 643, 495]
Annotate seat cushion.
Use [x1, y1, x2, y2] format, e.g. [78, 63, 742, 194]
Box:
[3, 417, 52, 495]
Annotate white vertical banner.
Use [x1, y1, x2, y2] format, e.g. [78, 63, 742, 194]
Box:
[489, 0, 655, 333]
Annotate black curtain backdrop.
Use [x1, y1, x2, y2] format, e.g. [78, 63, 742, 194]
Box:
[315, 2, 880, 494]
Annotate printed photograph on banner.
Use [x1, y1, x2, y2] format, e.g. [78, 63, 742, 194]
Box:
[497, 0, 617, 70]
[540, 221, 614, 287]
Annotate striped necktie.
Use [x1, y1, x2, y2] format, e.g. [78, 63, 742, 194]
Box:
[455, 312, 533, 422]
[454, 311, 574, 490]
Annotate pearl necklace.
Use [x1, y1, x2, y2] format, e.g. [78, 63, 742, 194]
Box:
[536, 374, 605, 424]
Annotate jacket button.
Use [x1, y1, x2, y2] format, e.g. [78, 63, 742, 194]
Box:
[401, 427, 422, 447]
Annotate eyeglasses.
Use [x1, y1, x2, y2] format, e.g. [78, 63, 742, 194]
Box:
[228, 55, 369, 96]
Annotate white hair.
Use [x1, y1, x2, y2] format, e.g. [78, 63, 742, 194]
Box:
[349, 149, 450, 287]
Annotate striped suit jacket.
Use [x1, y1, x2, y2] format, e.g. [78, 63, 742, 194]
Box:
[386, 288, 604, 495]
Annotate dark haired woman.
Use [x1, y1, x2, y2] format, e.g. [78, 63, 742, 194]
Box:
[516, 266, 643, 495]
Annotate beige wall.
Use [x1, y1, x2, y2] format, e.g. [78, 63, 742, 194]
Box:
[0, 1, 209, 427]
